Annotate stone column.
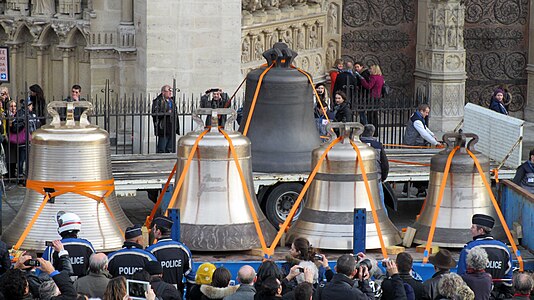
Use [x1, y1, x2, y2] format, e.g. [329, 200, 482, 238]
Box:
[525, 0, 534, 122]
[6, 44, 20, 97]
[136, 0, 242, 95]
[120, 0, 133, 25]
[60, 47, 73, 95]
[414, 0, 466, 134]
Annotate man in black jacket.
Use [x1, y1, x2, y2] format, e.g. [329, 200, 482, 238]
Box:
[145, 261, 182, 300]
[152, 85, 179, 153]
[422, 249, 457, 300]
[36, 257, 78, 300]
[379, 259, 408, 300]
[396, 253, 424, 300]
[315, 254, 374, 300]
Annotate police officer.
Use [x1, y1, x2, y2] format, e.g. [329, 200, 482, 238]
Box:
[146, 216, 193, 294]
[42, 211, 95, 279]
[107, 224, 157, 279]
[457, 214, 513, 298]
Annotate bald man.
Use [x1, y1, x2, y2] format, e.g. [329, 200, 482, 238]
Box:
[73, 253, 110, 299]
[223, 265, 256, 300]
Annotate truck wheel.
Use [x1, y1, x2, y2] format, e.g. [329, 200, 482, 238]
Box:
[264, 183, 304, 229]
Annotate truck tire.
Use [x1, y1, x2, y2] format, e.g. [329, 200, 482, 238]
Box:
[264, 183, 304, 229]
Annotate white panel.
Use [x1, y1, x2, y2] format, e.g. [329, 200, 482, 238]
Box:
[463, 103, 523, 168]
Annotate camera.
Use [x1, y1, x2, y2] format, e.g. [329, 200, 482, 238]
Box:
[314, 254, 323, 261]
[24, 259, 40, 267]
[381, 258, 390, 268]
[297, 267, 305, 273]
[355, 257, 372, 272]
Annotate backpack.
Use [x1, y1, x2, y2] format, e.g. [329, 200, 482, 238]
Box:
[381, 81, 392, 97]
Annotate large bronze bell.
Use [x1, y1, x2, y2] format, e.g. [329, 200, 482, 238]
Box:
[173, 108, 276, 251]
[412, 132, 506, 247]
[238, 42, 321, 173]
[287, 123, 401, 250]
[1, 101, 132, 251]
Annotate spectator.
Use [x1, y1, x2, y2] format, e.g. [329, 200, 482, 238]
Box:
[255, 276, 283, 300]
[396, 253, 424, 300]
[380, 259, 408, 300]
[29, 84, 47, 125]
[293, 282, 313, 300]
[332, 61, 358, 102]
[0, 269, 31, 300]
[62, 84, 87, 121]
[360, 124, 389, 214]
[43, 212, 95, 279]
[314, 254, 374, 300]
[11, 97, 40, 182]
[255, 260, 286, 295]
[36, 257, 78, 300]
[73, 253, 111, 299]
[281, 237, 319, 289]
[6, 99, 18, 179]
[329, 58, 344, 95]
[107, 224, 157, 278]
[144, 261, 182, 300]
[356, 64, 385, 100]
[15, 242, 72, 298]
[489, 88, 508, 115]
[189, 262, 217, 300]
[200, 88, 231, 126]
[457, 214, 513, 299]
[460, 247, 492, 300]
[437, 273, 473, 300]
[103, 276, 155, 300]
[152, 85, 179, 153]
[224, 265, 256, 300]
[146, 216, 193, 295]
[0, 87, 11, 104]
[200, 267, 238, 300]
[512, 148, 534, 194]
[313, 82, 331, 137]
[423, 249, 457, 300]
[332, 91, 352, 123]
[512, 273, 533, 299]
[497, 84, 513, 111]
[0, 240, 10, 275]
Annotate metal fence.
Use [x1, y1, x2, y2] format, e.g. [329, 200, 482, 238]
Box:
[1, 85, 424, 182]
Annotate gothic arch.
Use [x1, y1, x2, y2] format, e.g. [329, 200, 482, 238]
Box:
[0, 25, 7, 46]
[63, 26, 88, 47]
[12, 23, 34, 44]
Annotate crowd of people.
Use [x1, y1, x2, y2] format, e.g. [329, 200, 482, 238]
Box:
[0, 210, 531, 300]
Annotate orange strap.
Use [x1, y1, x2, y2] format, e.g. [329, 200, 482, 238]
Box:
[466, 150, 523, 272]
[145, 162, 178, 228]
[492, 168, 499, 183]
[388, 159, 431, 167]
[293, 66, 330, 122]
[15, 179, 119, 250]
[243, 63, 274, 136]
[266, 136, 342, 256]
[423, 146, 459, 264]
[350, 140, 388, 259]
[219, 129, 268, 254]
[165, 129, 210, 215]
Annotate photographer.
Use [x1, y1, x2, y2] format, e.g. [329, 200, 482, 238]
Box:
[314, 254, 374, 300]
[380, 259, 408, 300]
[200, 88, 230, 126]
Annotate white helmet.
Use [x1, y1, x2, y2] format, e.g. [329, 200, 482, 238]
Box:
[57, 211, 81, 234]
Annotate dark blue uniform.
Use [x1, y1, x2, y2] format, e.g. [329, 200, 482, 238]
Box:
[146, 238, 193, 290]
[43, 237, 95, 278]
[108, 241, 157, 279]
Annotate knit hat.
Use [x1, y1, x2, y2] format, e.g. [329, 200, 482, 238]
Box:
[152, 216, 173, 230]
[428, 249, 457, 269]
[125, 224, 142, 239]
[145, 261, 163, 275]
[195, 263, 216, 285]
[493, 89, 504, 96]
[472, 214, 495, 229]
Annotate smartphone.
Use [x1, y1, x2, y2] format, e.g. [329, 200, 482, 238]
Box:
[314, 254, 323, 261]
[126, 279, 149, 300]
[24, 259, 40, 267]
[45, 241, 53, 247]
[297, 267, 305, 272]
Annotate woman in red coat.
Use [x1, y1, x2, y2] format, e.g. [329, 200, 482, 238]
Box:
[357, 64, 385, 99]
[329, 58, 344, 95]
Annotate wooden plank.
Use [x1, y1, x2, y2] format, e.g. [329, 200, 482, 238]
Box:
[403, 227, 417, 248]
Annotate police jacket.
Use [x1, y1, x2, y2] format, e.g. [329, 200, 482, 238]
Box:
[457, 234, 512, 283]
[108, 241, 157, 279]
[146, 238, 193, 290]
[43, 237, 95, 278]
[360, 136, 389, 181]
[315, 273, 374, 300]
[512, 160, 534, 194]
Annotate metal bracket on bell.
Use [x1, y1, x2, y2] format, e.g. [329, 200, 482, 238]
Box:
[326, 122, 364, 143]
[47, 101, 93, 128]
[442, 132, 479, 151]
[262, 42, 298, 68]
[192, 108, 237, 132]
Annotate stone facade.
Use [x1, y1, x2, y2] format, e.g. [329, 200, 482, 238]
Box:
[414, 0, 466, 134]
